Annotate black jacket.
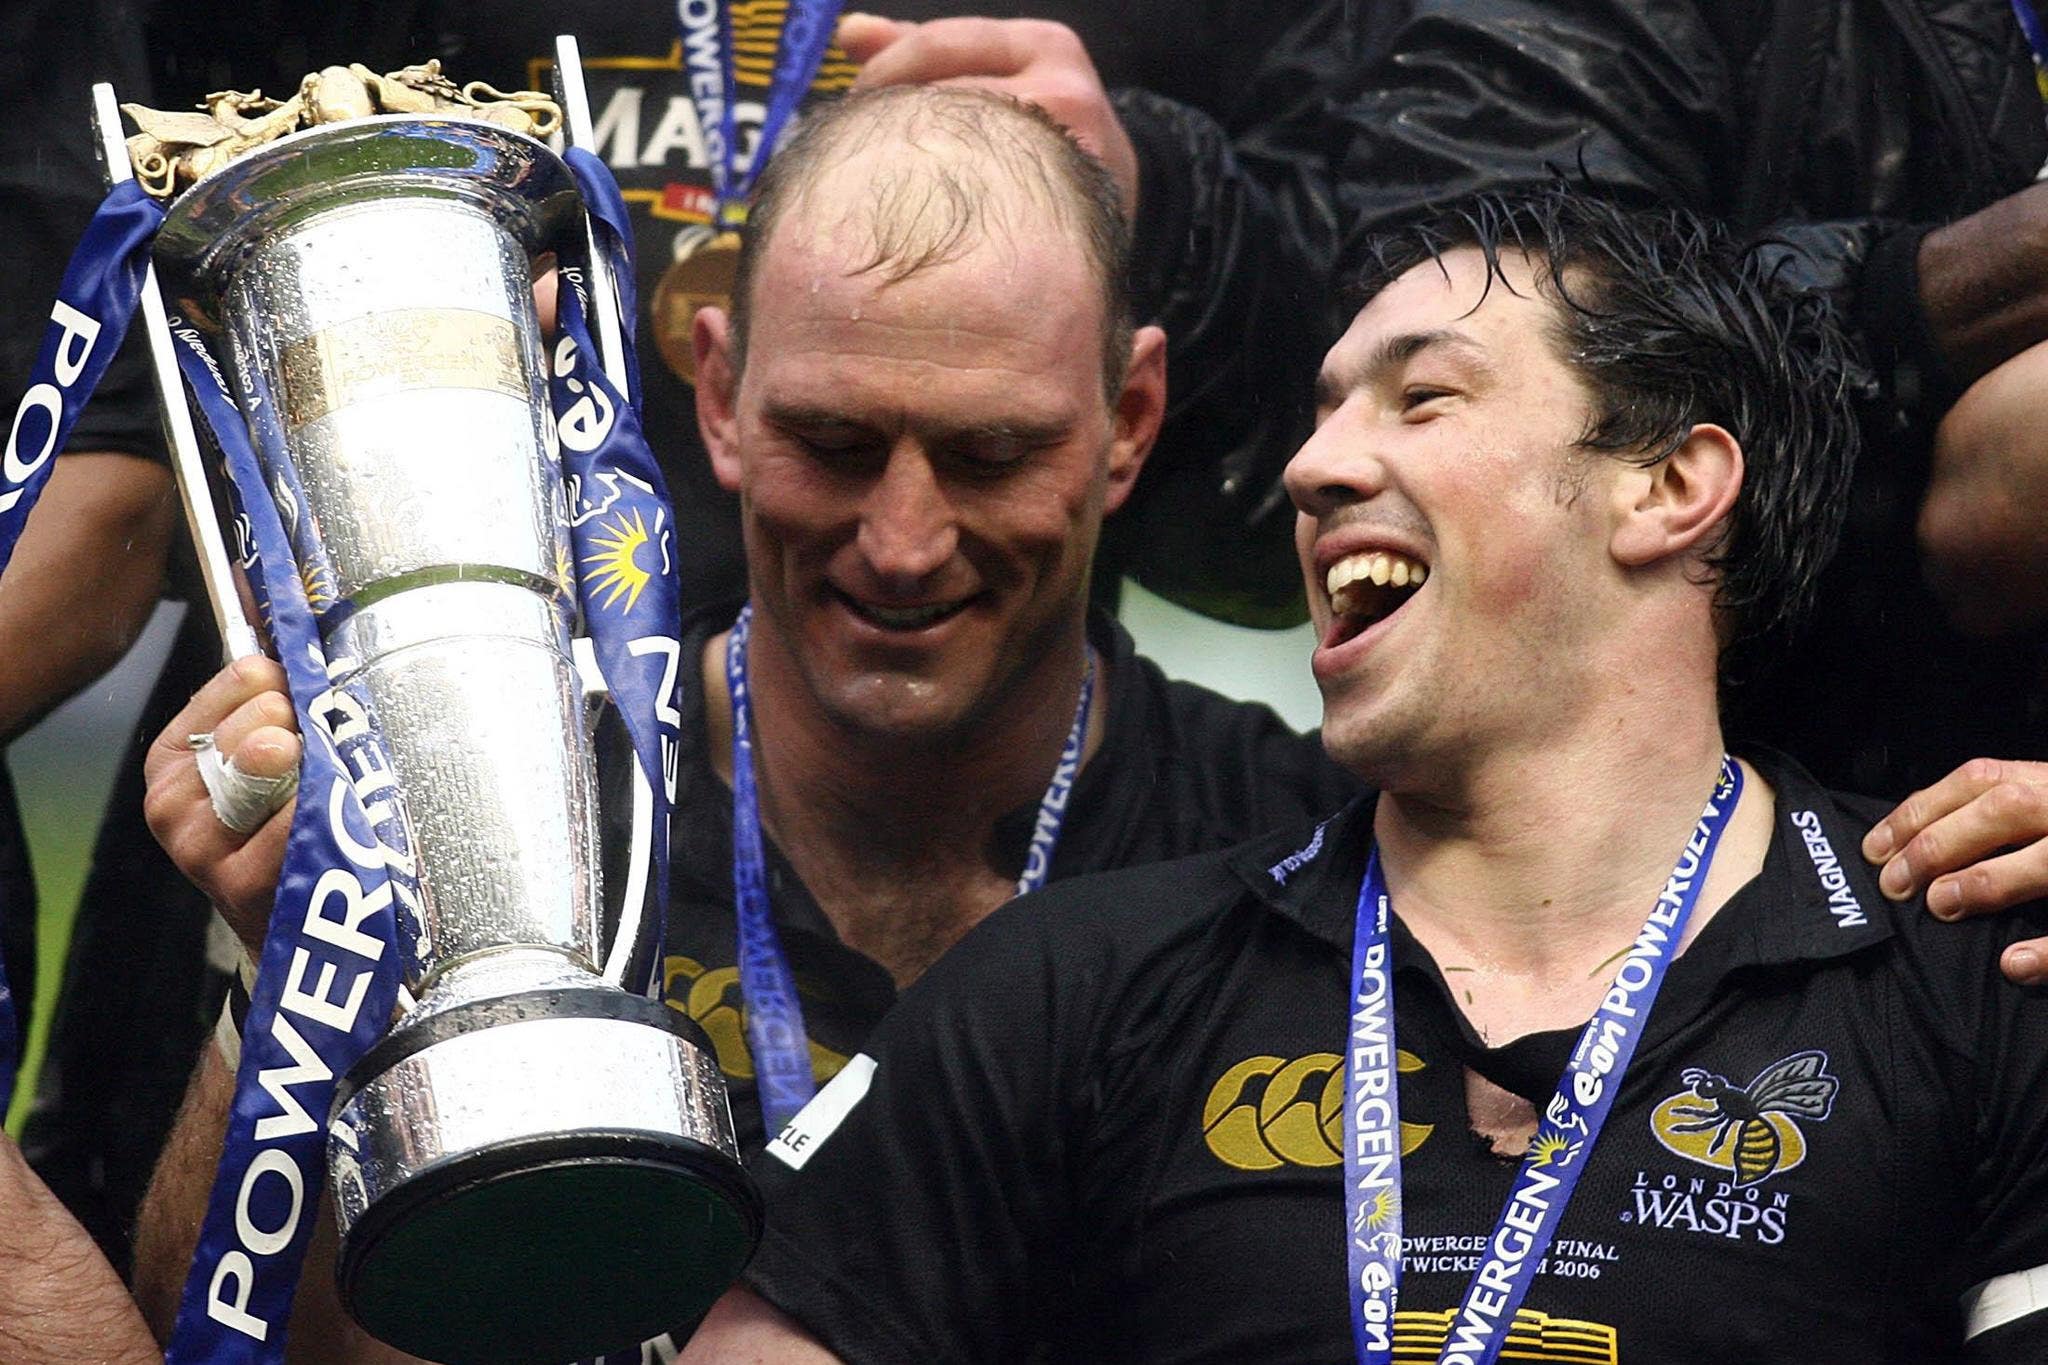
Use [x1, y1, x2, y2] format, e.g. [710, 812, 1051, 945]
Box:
[1326, 0, 2044, 432]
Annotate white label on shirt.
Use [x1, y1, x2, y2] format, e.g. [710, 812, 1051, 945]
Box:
[766, 1053, 878, 1170]
[1963, 1261, 2048, 1340]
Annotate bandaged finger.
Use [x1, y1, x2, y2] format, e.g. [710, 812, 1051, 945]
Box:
[191, 732, 299, 834]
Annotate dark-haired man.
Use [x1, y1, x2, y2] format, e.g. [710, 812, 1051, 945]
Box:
[684, 188, 2048, 1363]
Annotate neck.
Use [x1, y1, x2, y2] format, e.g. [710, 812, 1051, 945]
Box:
[704, 609, 1104, 983]
[1373, 681, 1772, 1040]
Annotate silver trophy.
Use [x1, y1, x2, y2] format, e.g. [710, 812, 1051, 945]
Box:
[98, 47, 756, 1364]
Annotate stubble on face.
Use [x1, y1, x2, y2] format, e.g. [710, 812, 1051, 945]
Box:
[1293, 249, 1617, 793]
[730, 181, 1118, 752]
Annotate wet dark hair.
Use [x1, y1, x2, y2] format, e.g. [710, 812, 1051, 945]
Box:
[1353, 183, 1861, 682]
[728, 84, 1134, 404]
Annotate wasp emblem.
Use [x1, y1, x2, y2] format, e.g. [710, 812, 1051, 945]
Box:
[1652, 1049, 1839, 1188]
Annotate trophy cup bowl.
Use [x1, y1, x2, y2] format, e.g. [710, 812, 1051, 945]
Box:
[152, 117, 758, 1363]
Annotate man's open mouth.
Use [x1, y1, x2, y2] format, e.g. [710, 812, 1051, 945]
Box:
[836, 590, 975, 631]
[1325, 549, 1428, 646]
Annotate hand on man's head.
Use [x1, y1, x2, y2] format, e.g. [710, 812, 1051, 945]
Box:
[142, 654, 299, 958]
[839, 14, 1139, 218]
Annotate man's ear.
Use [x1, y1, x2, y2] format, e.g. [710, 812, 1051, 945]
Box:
[695, 306, 743, 493]
[1609, 422, 1744, 568]
[1105, 324, 1166, 515]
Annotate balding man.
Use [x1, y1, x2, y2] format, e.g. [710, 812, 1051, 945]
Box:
[131, 86, 1354, 1360]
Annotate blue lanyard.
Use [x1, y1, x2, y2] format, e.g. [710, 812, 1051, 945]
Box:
[2015, 0, 2048, 72]
[739, 0, 846, 203]
[1346, 757, 1744, 1365]
[687, 0, 847, 225]
[725, 604, 1095, 1134]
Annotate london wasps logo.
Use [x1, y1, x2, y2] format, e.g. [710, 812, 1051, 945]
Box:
[1650, 1049, 1839, 1187]
[1203, 1052, 1434, 1171]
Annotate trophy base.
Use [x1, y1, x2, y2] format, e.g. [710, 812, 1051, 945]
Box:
[329, 988, 759, 1363]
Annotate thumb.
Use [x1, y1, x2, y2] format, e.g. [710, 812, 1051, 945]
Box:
[838, 12, 913, 66]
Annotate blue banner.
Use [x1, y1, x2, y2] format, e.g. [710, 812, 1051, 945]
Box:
[0, 181, 161, 556]
[0, 180, 164, 1113]
[558, 152, 684, 996]
[161, 310, 414, 1363]
[13, 154, 678, 1361]
[157, 155, 678, 1358]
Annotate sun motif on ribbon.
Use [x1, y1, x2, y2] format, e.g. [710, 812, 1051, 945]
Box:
[582, 509, 654, 613]
[298, 559, 336, 613]
[1530, 1130, 1580, 1169]
[1360, 1186, 1399, 1232]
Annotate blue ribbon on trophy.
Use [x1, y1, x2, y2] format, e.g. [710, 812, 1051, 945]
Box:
[160, 297, 418, 1364]
[558, 147, 685, 993]
[566, 147, 647, 419]
[168, 155, 684, 1360]
[0, 178, 164, 1114]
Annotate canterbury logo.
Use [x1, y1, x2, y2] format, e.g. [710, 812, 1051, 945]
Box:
[664, 954, 850, 1084]
[1650, 1049, 1839, 1187]
[1203, 1051, 1433, 1171]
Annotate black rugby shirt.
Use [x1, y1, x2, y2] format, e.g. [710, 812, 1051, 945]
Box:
[652, 603, 1357, 1156]
[743, 749, 2048, 1363]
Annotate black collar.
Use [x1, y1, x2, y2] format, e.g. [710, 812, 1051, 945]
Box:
[1228, 746, 1899, 978]
[670, 601, 1160, 944]
[1227, 747, 1900, 1099]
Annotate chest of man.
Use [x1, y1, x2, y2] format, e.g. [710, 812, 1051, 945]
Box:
[1070, 940, 1971, 1363]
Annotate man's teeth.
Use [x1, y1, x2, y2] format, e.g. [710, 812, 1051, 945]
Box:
[859, 600, 959, 628]
[1325, 550, 1428, 619]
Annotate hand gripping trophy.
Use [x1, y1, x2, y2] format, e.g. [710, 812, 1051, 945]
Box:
[93, 43, 757, 1364]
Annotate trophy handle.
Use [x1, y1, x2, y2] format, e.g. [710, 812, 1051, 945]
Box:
[88, 82, 264, 664]
[550, 35, 633, 402]
[572, 636, 658, 989]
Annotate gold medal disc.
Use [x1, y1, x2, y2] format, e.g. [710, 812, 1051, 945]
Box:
[652, 230, 743, 386]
